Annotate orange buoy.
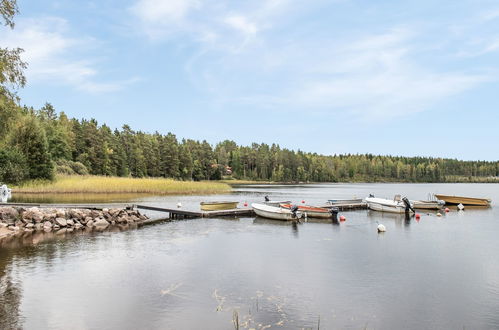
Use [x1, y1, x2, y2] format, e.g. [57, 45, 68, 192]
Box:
[444, 207, 450, 213]
[415, 213, 421, 219]
[243, 202, 248, 207]
[339, 215, 346, 221]
[301, 200, 305, 203]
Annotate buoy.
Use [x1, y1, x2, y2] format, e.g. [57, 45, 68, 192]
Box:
[301, 200, 305, 204]
[444, 207, 450, 213]
[377, 224, 386, 232]
[457, 203, 465, 211]
[339, 215, 346, 221]
[415, 213, 421, 219]
[243, 202, 248, 207]
[436, 212, 442, 217]
[177, 202, 182, 208]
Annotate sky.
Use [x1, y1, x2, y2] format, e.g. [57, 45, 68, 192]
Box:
[1, 0, 498, 161]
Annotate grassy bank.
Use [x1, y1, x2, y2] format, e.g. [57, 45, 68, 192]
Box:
[13, 175, 232, 195]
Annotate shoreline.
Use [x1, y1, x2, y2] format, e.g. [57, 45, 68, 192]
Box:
[0, 205, 151, 241]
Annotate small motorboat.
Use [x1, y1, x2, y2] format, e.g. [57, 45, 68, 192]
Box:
[200, 201, 239, 211]
[412, 200, 445, 210]
[0, 184, 11, 203]
[280, 203, 333, 218]
[434, 194, 491, 206]
[252, 203, 302, 221]
[366, 195, 414, 214]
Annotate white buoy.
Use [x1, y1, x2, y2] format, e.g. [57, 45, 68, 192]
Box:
[377, 224, 386, 232]
[177, 202, 182, 208]
[457, 203, 464, 211]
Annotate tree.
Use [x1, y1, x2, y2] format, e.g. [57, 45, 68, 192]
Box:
[9, 116, 53, 180]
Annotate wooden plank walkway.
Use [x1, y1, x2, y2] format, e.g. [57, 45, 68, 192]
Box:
[134, 205, 254, 219]
[319, 202, 368, 210]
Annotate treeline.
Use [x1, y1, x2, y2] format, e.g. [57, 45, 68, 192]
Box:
[1, 1, 498, 185]
[0, 101, 498, 184]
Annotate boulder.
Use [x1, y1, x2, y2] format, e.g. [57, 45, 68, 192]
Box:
[53, 225, 60, 230]
[86, 220, 94, 227]
[66, 219, 74, 227]
[0, 207, 19, 221]
[56, 209, 66, 218]
[25, 223, 34, 229]
[94, 219, 109, 227]
[90, 210, 101, 218]
[55, 218, 67, 227]
[43, 221, 53, 228]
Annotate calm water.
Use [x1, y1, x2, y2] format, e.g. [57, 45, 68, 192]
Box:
[1, 183, 498, 329]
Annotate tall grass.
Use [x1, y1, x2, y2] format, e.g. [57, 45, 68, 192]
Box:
[13, 175, 231, 195]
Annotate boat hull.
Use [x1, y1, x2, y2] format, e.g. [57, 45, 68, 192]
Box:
[252, 203, 300, 221]
[434, 195, 491, 206]
[366, 197, 414, 214]
[412, 201, 444, 210]
[200, 201, 239, 211]
[280, 204, 332, 219]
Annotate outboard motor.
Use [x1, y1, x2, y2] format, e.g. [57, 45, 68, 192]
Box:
[402, 197, 415, 213]
[369, 193, 375, 198]
[264, 195, 270, 202]
[330, 207, 339, 223]
[290, 205, 299, 218]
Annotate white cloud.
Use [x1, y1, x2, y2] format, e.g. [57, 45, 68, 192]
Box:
[0, 17, 135, 93]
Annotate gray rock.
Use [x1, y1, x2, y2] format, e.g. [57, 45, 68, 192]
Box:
[55, 218, 67, 227]
[25, 223, 34, 229]
[94, 219, 109, 227]
[53, 225, 60, 230]
[56, 209, 66, 218]
[86, 220, 94, 227]
[43, 221, 53, 228]
[0, 207, 20, 221]
[66, 219, 74, 227]
[0, 222, 8, 228]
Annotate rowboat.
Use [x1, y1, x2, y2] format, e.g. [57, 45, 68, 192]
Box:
[327, 198, 363, 205]
[366, 196, 414, 214]
[412, 200, 445, 210]
[200, 201, 239, 211]
[280, 203, 332, 218]
[251, 203, 302, 221]
[434, 194, 491, 206]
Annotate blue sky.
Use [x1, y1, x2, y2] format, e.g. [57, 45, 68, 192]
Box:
[2, 0, 498, 160]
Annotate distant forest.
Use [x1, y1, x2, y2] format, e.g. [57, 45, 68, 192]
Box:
[0, 0, 498, 185]
[0, 101, 498, 184]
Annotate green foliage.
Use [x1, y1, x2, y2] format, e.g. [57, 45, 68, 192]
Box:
[0, 147, 28, 184]
[55, 159, 89, 175]
[8, 116, 53, 180]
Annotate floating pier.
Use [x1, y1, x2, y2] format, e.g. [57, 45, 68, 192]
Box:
[134, 205, 255, 219]
[320, 202, 368, 210]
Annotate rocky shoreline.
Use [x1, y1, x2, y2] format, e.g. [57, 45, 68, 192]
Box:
[0, 206, 149, 239]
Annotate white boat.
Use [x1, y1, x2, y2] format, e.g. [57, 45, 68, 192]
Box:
[412, 200, 445, 210]
[366, 196, 414, 214]
[0, 184, 11, 203]
[264, 200, 292, 207]
[252, 203, 302, 221]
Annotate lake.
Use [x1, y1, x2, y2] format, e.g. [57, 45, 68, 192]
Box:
[1, 183, 498, 329]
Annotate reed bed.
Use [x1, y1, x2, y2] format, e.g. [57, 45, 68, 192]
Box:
[13, 175, 232, 195]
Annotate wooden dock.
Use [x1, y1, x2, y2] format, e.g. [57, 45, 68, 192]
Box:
[134, 205, 255, 219]
[319, 202, 368, 210]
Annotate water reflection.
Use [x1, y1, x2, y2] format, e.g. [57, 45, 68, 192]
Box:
[0, 250, 23, 329]
[0, 183, 498, 329]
